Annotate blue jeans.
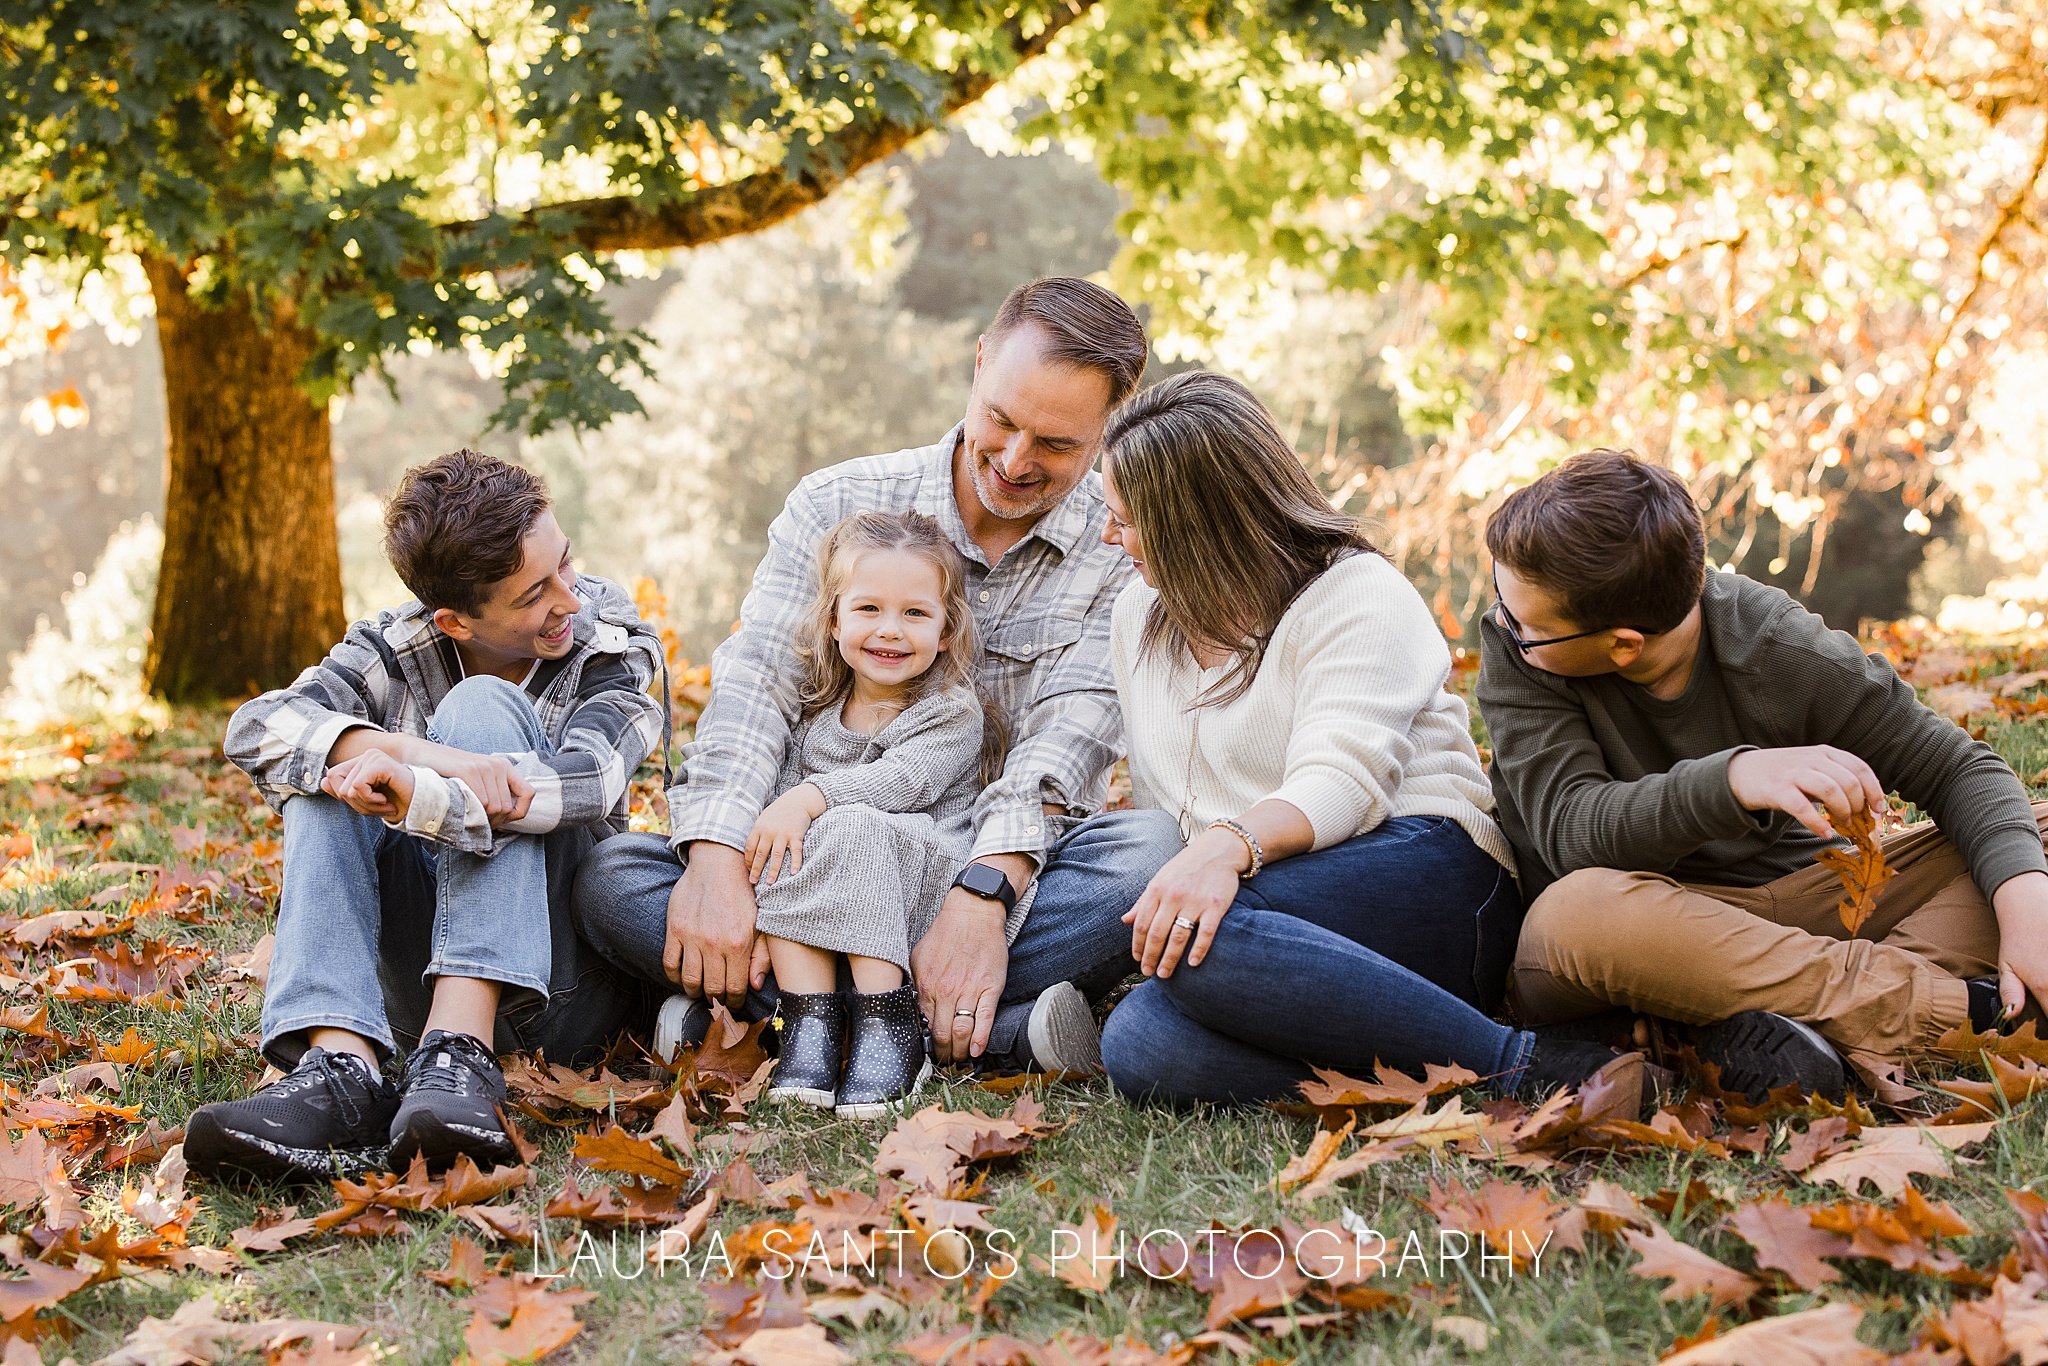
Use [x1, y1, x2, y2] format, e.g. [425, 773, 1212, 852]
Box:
[1101, 815, 1533, 1107]
[260, 676, 655, 1070]
[571, 807, 1185, 1062]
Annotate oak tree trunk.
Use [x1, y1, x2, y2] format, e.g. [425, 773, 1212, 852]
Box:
[142, 257, 347, 702]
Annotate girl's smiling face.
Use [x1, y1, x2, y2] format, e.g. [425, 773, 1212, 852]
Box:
[832, 548, 949, 692]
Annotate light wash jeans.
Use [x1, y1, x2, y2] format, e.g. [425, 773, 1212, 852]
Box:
[571, 807, 1186, 1065]
[260, 676, 653, 1069]
[1101, 815, 1534, 1107]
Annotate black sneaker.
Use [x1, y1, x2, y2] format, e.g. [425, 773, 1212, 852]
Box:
[388, 1030, 516, 1169]
[184, 1047, 398, 1182]
[1514, 1031, 1656, 1122]
[1675, 1010, 1848, 1103]
[1967, 976, 2048, 1034]
[1968, 977, 2005, 1033]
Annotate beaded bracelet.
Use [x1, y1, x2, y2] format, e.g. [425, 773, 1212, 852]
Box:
[1208, 817, 1264, 879]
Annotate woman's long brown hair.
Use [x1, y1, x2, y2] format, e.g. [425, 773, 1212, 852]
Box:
[1104, 370, 1377, 707]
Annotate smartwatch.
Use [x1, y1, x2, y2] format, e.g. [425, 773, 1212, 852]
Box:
[951, 861, 1019, 914]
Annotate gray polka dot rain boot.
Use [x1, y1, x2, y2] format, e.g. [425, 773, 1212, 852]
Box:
[767, 990, 846, 1109]
[836, 983, 933, 1119]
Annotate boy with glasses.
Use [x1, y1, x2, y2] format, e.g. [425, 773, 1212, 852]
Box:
[1477, 448, 2048, 1100]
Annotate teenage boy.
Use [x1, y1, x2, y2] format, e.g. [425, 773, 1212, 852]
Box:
[187, 448, 668, 1181]
[1478, 448, 2048, 1100]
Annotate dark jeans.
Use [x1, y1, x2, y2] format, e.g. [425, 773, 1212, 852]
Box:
[571, 808, 1185, 1061]
[1100, 815, 1531, 1107]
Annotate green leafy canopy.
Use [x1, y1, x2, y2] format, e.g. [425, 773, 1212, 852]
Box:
[0, 0, 1024, 433]
[1, 0, 1939, 442]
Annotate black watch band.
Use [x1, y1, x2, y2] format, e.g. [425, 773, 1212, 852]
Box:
[951, 861, 1018, 914]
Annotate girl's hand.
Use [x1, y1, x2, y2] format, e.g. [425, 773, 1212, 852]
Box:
[744, 784, 827, 886]
[1122, 832, 1245, 978]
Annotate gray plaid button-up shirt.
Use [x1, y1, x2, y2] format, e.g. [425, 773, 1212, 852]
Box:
[671, 425, 1133, 879]
[225, 574, 667, 856]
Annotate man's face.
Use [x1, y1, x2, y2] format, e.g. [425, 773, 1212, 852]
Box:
[1490, 561, 1625, 678]
[959, 324, 1113, 524]
[437, 510, 581, 666]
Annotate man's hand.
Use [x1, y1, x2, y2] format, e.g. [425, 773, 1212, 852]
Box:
[1993, 870, 2048, 1021]
[745, 783, 827, 886]
[664, 842, 762, 1008]
[1124, 829, 1246, 978]
[321, 751, 416, 822]
[1727, 745, 1887, 839]
[912, 888, 1009, 1064]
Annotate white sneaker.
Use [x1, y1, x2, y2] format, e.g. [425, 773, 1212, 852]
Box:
[1024, 982, 1103, 1076]
[653, 994, 711, 1064]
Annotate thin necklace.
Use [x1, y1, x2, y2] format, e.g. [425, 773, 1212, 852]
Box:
[1177, 694, 1203, 842]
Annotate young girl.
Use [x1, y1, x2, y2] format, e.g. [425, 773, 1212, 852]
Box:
[728, 510, 990, 1117]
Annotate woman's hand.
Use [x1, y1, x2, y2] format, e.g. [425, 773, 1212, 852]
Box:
[744, 783, 828, 886]
[1123, 829, 1249, 977]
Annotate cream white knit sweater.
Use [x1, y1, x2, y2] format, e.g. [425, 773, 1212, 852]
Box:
[1110, 551, 1516, 872]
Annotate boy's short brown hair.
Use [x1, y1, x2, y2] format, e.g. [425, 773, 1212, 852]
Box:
[1485, 448, 1707, 634]
[383, 449, 550, 614]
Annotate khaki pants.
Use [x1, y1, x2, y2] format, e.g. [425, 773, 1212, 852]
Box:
[1508, 803, 2048, 1058]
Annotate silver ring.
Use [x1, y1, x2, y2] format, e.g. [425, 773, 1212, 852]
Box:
[1173, 916, 1198, 931]
[953, 1009, 976, 1018]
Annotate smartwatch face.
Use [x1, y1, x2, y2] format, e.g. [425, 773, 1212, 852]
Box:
[959, 863, 1011, 906]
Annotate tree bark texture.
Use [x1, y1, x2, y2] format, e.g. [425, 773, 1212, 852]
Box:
[142, 256, 347, 702]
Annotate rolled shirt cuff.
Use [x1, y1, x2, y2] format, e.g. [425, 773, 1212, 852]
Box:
[669, 789, 756, 856]
[969, 799, 1052, 867]
[396, 768, 490, 851]
[297, 716, 379, 793]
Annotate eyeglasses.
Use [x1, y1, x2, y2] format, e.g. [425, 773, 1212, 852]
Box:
[1489, 570, 1620, 654]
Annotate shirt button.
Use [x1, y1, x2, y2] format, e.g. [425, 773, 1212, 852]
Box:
[978, 591, 991, 603]
[1027, 823, 1042, 835]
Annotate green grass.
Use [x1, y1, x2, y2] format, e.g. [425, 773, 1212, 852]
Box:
[5, 682, 2048, 1365]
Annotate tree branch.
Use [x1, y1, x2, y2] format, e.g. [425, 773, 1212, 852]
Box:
[1913, 112, 2048, 417]
[438, 1, 1099, 260]
[1616, 231, 1748, 290]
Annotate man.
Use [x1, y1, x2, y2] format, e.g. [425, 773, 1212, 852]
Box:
[573, 277, 1184, 1072]
[1477, 448, 2048, 1100]
[190, 449, 666, 1180]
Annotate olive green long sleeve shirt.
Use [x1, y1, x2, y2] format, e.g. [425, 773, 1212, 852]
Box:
[1477, 571, 2047, 901]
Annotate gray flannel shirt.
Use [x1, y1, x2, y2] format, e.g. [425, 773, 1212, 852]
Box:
[225, 574, 667, 856]
[672, 425, 1133, 877]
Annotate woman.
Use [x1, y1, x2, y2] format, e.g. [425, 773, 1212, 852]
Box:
[1097, 371, 1645, 1110]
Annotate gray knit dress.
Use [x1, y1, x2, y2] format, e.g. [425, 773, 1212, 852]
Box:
[752, 685, 999, 972]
